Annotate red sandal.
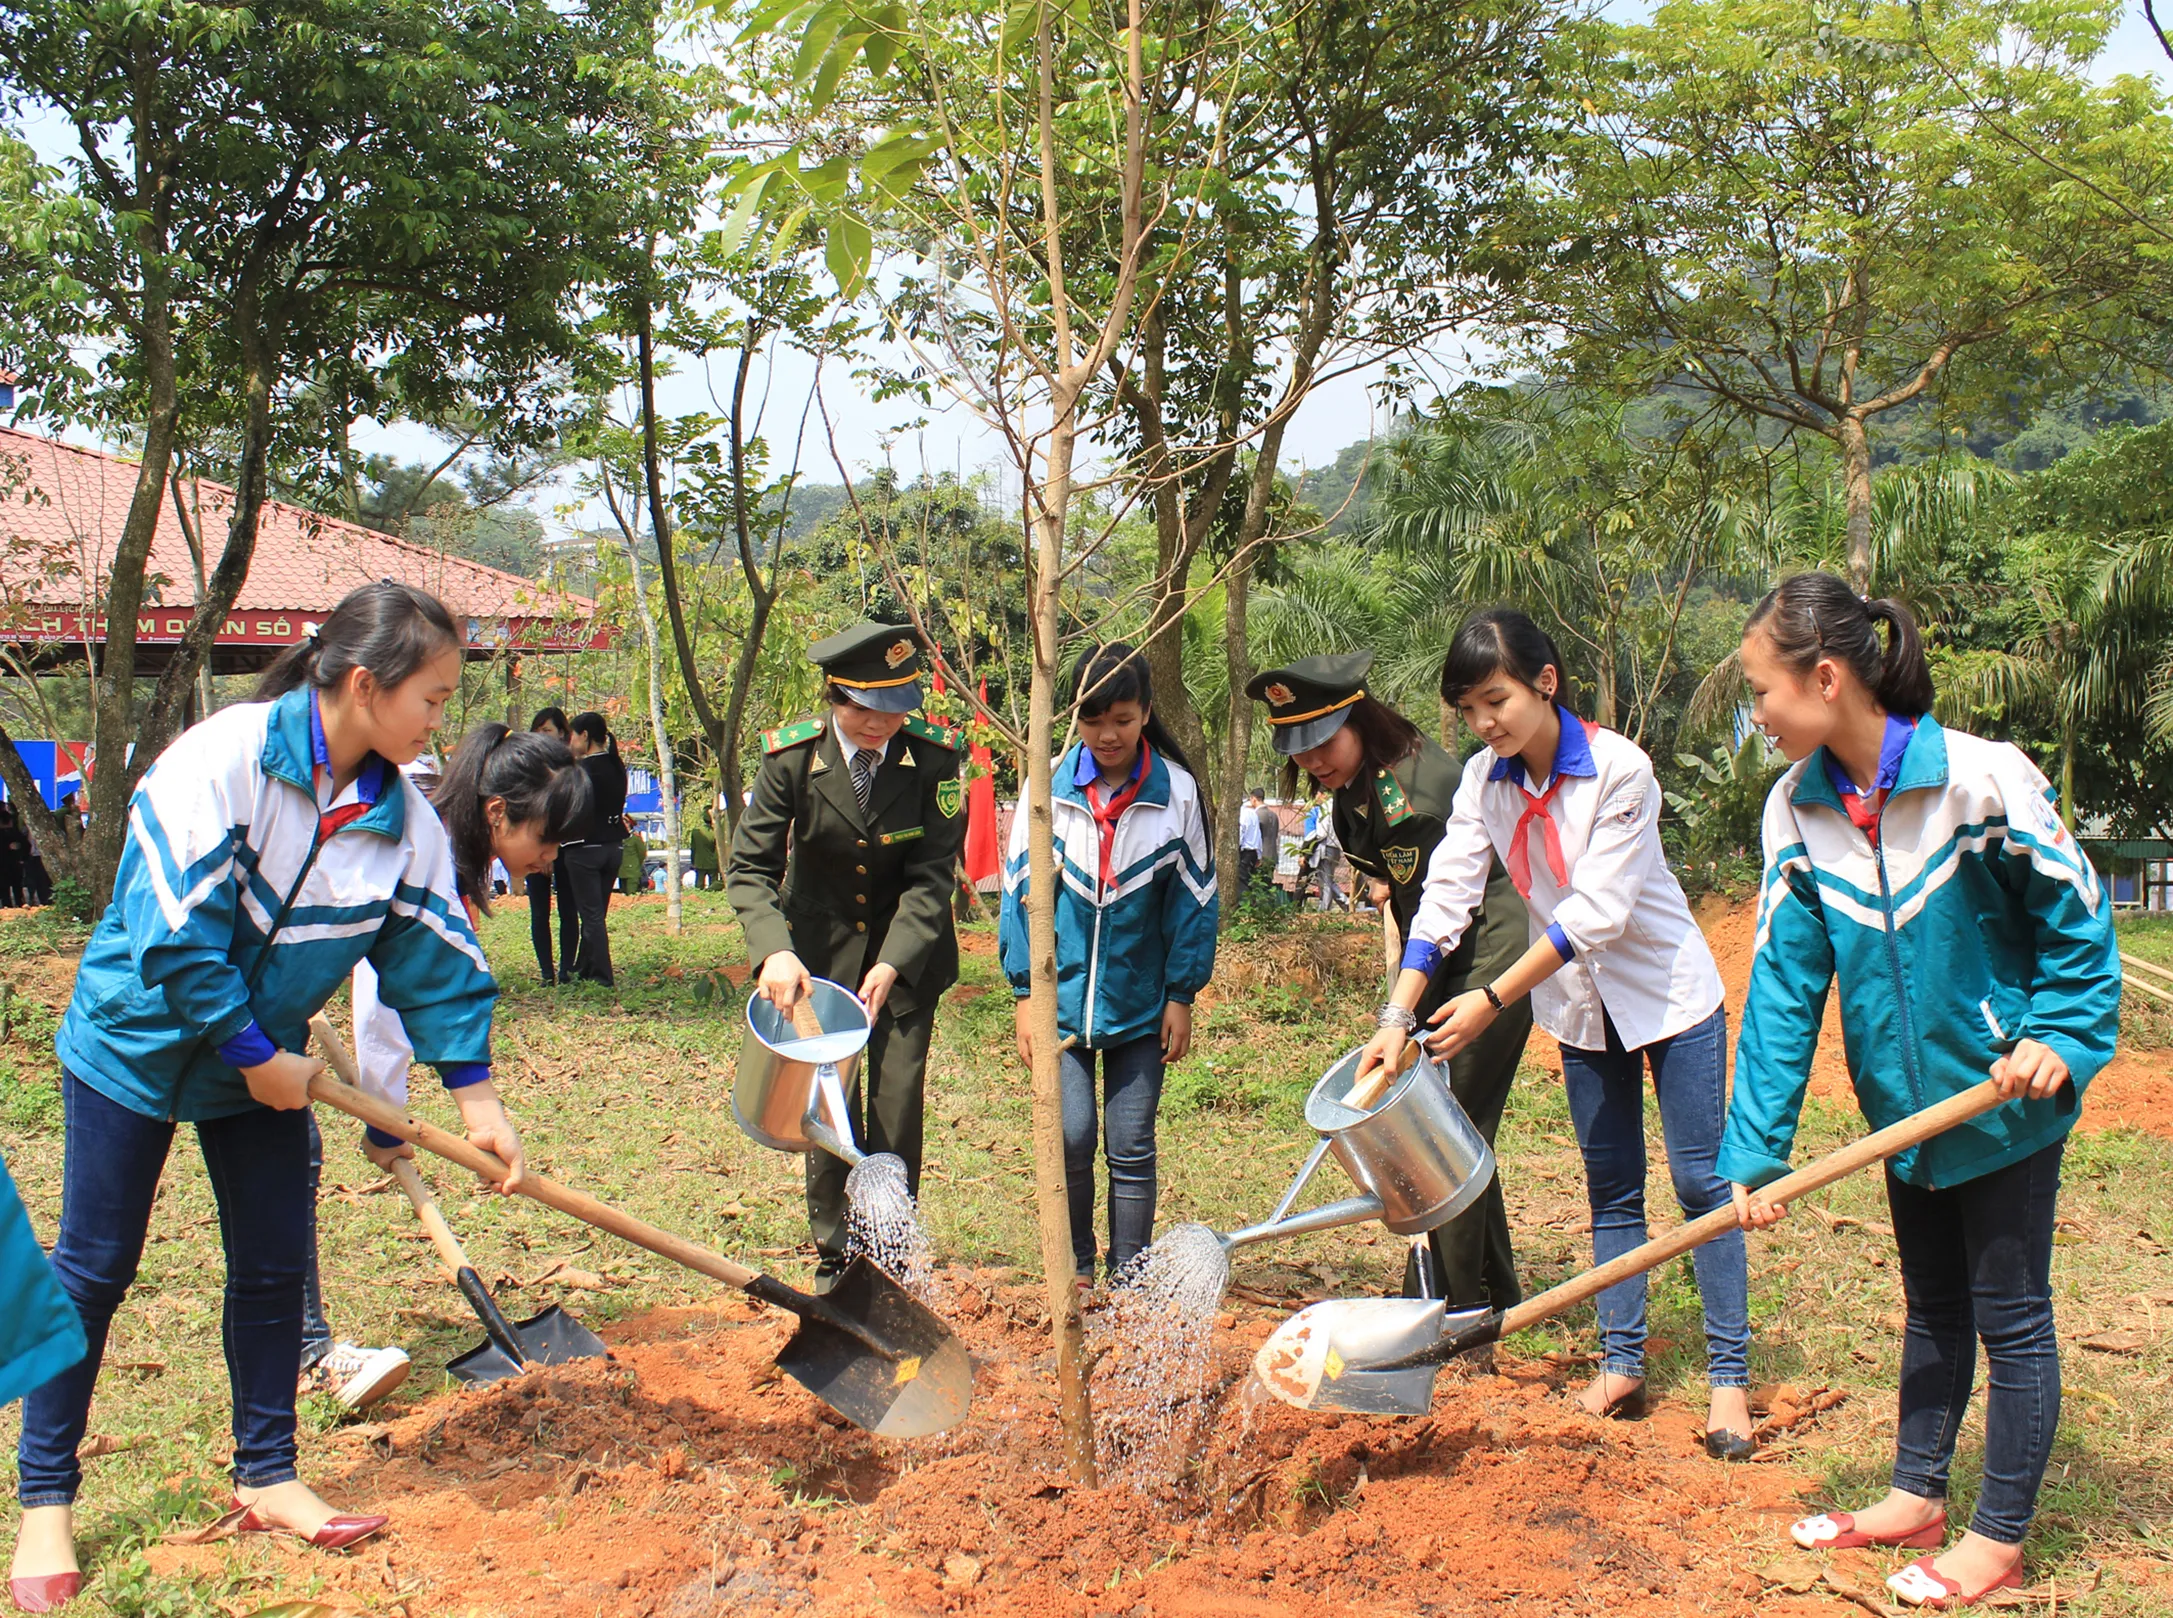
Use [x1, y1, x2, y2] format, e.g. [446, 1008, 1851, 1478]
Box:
[1886, 1554, 2026, 1609]
[228, 1497, 388, 1551]
[1790, 1509, 1947, 1551]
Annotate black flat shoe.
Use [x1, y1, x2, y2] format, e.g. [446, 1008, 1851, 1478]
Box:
[1705, 1428, 1756, 1461]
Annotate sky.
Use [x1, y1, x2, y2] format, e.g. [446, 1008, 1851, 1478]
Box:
[8, 2, 2168, 540]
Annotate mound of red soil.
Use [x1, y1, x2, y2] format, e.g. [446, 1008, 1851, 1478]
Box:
[151, 1272, 1822, 1616]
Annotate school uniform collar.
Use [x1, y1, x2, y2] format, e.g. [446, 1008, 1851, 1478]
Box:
[1072, 739, 1146, 791]
[1793, 712, 1948, 814]
[261, 689, 406, 839]
[1488, 704, 1596, 790]
[1054, 740, 1170, 809]
[1819, 711, 1917, 803]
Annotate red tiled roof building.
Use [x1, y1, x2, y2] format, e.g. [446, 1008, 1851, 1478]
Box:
[0, 426, 606, 675]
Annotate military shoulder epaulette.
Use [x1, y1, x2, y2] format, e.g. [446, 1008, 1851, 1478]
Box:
[1374, 766, 1412, 826]
[901, 714, 957, 748]
[762, 718, 824, 754]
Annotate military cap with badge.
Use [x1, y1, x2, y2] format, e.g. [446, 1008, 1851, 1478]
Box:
[1247, 651, 1375, 755]
[811, 620, 930, 713]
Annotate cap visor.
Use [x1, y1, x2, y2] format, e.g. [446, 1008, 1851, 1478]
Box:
[1271, 708, 1353, 755]
[842, 682, 923, 715]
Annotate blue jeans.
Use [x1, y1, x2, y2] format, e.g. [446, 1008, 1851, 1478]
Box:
[1887, 1139, 2063, 1545]
[1559, 1006, 1750, 1388]
[301, 1110, 333, 1369]
[18, 1071, 311, 1505]
[1060, 1034, 1164, 1279]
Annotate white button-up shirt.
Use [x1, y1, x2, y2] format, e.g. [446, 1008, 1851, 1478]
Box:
[1408, 713, 1723, 1052]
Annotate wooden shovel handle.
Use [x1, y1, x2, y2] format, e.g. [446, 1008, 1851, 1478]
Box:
[305, 1013, 761, 1292]
[1496, 1078, 2008, 1340]
[307, 1020, 475, 1280]
[388, 1159, 472, 1280]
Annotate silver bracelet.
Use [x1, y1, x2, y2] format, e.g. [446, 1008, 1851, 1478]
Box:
[1375, 1003, 1417, 1032]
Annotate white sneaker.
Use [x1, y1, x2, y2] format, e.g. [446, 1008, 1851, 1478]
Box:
[305, 1342, 411, 1411]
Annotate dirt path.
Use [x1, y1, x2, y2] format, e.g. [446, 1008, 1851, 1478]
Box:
[151, 1274, 1836, 1617]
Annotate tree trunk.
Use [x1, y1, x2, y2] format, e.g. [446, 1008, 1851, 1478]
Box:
[1216, 543, 1258, 914]
[1594, 615, 1619, 730]
[168, 463, 216, 719]
[619, 519, 684, 931]
[138, 310, 281, 829]
[1838, 413, 1875, 593]
[2060, 716, 2078, 832]
[636, 271, 728, 787]
[718, 318, 783, 835]
[1023, 400, 1096, 1486]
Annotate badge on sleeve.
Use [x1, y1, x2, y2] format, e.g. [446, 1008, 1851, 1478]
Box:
[1384, 845, 1420, 885]
[935, 779, 964, 819]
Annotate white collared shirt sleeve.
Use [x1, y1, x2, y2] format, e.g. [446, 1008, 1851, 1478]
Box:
[1408, 760, 1496, 956]
[1549, 758, 1661, 955]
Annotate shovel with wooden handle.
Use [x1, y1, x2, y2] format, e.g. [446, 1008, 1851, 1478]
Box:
[1254, 1078, 2010, 1415]
[314, 1017, 608, 1385]
[386, 1157, 609, 1385]
[305, 1014, 972, 1438]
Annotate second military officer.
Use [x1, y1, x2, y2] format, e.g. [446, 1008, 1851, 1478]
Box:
[1247, 652, 1534, 1317]
[727, 622, 966, 1288]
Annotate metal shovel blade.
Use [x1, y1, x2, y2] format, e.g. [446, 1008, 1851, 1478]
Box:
[446, 1302, 609, 1386]
[1254, 1299, 1495, 1414]
[774, 1256, 973, 1439]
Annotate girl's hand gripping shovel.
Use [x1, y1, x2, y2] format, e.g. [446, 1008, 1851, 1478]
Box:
[1255, 1079, 2010, 1415]
[305, 1014, 972, 1438]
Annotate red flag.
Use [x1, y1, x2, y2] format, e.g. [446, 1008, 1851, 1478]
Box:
[963, 679, 1000, 886]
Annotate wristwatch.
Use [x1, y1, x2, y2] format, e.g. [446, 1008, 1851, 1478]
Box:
[1480, 984, 1506, 1013]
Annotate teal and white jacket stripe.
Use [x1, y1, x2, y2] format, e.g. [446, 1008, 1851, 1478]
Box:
[999, 744, 1219, 1049]
[1719, 717, 2121, 1192]
[57, 691, 496, 1121]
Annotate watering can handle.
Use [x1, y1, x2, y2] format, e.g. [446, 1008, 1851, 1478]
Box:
[1344, 1039, 1420, 1114]
[1266, 1137, 1337, 1228]
[790, 997, 826, 1040]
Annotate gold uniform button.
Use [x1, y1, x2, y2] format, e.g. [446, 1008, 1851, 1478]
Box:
[855, 893, 867, 903]
[856, 864, 867, 875]
[855, 921, 866, 932]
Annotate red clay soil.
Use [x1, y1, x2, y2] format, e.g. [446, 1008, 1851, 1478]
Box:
[150, 1272, 1840, 1617]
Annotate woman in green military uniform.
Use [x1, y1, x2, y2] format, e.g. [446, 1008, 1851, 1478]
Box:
[1247, 652, 1534, 1317]
[726, 622, 966, 1288]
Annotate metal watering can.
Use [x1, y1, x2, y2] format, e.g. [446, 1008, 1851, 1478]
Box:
[735, 977, 872, 1166]
[1219, 1043, 1495, 1253]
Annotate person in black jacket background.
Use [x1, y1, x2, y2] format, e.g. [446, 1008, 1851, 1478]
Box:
[525, 708, 576, 984]
[561, 711, 629, 986]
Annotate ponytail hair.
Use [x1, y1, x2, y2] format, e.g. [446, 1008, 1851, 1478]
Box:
[255, 581, 462, 702]
[1068, 640, 1193, 776]
[569, 710, 618, 760]
[1438, 606, 1566, 708]
[429, 722, 591, 915]
[1743, 572, 1934, 717]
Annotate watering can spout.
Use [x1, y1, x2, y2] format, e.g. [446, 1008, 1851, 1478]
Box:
[1222, 1193, 1386, 1251]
